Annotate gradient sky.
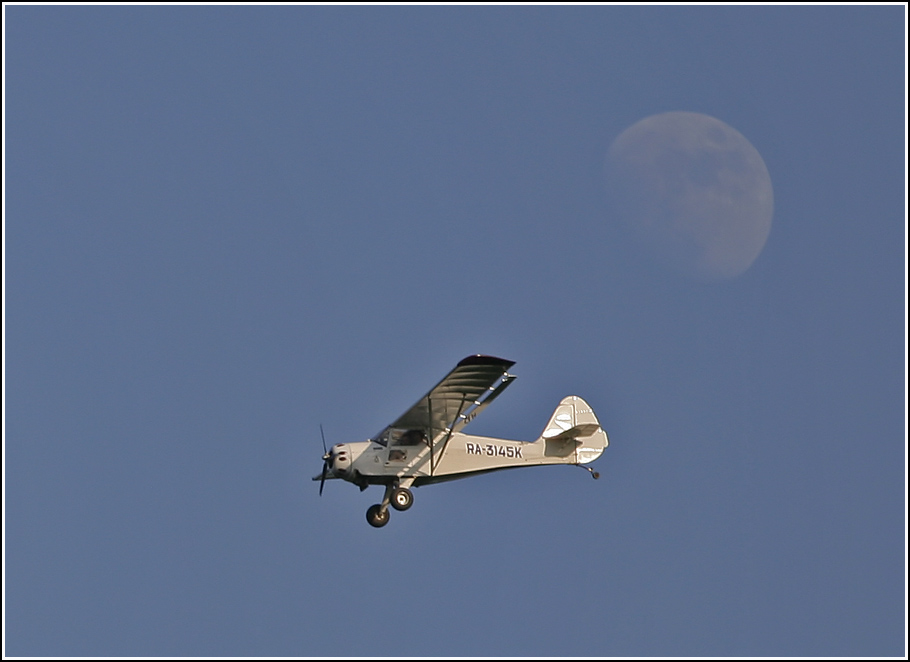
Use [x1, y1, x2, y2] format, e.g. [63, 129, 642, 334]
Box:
[4, 5, 906, 657]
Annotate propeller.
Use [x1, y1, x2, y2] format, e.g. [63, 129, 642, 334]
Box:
[319, 424, 329, 496]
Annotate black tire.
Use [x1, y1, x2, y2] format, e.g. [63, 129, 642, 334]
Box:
[390, 487, 414, 512]
[366, 504, 389, 528]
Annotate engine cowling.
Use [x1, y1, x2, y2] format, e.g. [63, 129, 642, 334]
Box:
[330, 444, 351, 477]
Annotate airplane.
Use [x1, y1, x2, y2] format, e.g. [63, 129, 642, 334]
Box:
[314, 354, 609, 527]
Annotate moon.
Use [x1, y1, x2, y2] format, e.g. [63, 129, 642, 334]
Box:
[605, 112, 774, 282]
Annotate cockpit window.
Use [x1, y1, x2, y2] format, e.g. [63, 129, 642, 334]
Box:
[372, 428, 428, 447]
[390, 428, 427, 447]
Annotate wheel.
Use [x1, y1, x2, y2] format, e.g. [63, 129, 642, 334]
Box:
[366, 504, 390, 528]
[592, 471, 600, 480]
[390, 487, 414, 512]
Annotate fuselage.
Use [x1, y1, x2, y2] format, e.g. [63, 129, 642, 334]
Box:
[325, 429, 602, 487]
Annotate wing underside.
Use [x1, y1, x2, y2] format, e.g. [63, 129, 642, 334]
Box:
[376, 355, 516, 464]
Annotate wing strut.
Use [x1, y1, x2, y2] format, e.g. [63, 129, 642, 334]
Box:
[428, 396, 434, 476]
[452, 372, 515, 433]
[431, 394, 468, 476]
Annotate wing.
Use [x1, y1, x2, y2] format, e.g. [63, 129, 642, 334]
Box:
[376, 354, 516, 442]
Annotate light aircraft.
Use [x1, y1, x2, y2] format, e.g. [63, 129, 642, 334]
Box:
[314, 355, 609, 527]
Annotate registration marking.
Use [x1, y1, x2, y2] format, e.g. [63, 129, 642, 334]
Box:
[464, 442, 522, 459]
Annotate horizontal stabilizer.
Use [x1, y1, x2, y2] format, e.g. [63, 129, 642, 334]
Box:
[541, 422, 601, 442]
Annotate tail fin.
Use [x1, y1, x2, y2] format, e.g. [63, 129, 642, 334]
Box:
[539, 395, 609, 464]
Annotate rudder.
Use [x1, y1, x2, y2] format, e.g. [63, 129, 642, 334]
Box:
[539, 395, 609, 464]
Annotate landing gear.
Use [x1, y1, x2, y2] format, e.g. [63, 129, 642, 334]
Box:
[578, 464, 600, 479]
[390, 487, 413, 511]
[366, 482, 415, 527]
[366, 504, 389, 528]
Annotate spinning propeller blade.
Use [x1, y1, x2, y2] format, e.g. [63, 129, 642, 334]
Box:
[319, 424, 328, 496]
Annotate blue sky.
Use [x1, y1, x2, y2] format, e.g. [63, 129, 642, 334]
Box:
[4, 5, 905, 657]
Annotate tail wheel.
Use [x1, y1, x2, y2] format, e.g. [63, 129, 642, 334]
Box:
[366, 504, 390, 528]
[390, 487, 414, 512]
